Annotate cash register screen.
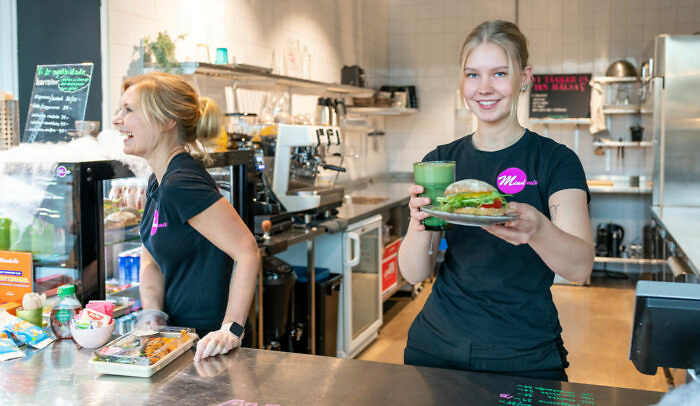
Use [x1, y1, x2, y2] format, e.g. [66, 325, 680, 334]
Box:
[629, 281, 700, 375]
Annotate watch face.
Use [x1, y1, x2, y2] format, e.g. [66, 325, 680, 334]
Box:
[229, 322, 244, 337]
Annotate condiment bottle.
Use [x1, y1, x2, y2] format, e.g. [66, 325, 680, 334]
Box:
[50, 284, 82, 339]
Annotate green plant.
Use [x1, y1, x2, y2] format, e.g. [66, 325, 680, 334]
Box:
[142, 31, 186, 72]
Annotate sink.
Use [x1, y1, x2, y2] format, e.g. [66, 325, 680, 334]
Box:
[350, 196, 389, 205]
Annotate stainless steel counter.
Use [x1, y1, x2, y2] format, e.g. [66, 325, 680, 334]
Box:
[650, 206, 700, 277]
[1, 341, 664, 405]
[333, 177, 412, 227]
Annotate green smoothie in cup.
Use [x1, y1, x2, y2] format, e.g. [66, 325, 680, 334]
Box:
[413, 161, 456, 230]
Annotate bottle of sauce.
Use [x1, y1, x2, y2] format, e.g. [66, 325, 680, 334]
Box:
[50, 284, 82, 339]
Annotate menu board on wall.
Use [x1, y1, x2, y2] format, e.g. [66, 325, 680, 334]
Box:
[529, 74, 591, 119]
[23, 63, 94, 143]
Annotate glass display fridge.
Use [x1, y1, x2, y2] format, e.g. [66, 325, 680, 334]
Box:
[0, 150, 254, 328]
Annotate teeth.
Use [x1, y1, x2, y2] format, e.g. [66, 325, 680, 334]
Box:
[479, 101, 497, 106]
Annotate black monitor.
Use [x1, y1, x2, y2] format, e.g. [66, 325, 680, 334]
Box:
[630, 281, 700, 375]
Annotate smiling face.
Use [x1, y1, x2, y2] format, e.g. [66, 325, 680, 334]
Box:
[461, 41, 529, 126]
[112, 85, 161, 158]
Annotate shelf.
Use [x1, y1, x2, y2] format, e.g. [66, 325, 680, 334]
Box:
[588, 186, 652, 194]
[594, 256, 665, 265]
[586, 176, 653, 194]
[592, 76, 642, 84]
[346, 107, 418, 116]
[171, 62, 374, 97]
[529, 118, 590, 124]
[592, 141, 653, 148]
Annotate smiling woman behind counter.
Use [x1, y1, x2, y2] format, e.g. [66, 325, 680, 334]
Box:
[398, 20, 595, 380]
[112, 71, 260, 362]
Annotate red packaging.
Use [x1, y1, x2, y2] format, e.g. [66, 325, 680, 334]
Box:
[381, 239, 401, 294]
[87, 301, 114, 318]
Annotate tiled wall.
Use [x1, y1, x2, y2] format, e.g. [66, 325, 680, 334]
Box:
[106, 0, 700, 183]
[385, 0, 700, 176]
[105, 0, 390, 181]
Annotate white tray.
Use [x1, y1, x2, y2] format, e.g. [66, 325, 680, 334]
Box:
[89, 331, 197, 378]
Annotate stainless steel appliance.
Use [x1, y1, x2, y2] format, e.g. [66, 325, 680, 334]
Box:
[642, 35, 700, 207]
[596, 223, 625, 258]
[271, 124, 345, 215]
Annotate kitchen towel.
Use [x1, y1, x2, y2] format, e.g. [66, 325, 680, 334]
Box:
[589, 81, 606, 134]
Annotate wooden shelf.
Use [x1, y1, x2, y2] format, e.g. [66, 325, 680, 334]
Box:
[595, 256, 665, 265]
[170, 62, 374, 97]
[346, 107, 418, 116]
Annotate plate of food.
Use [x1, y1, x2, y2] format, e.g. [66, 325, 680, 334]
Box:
[420, 179, 518, 227]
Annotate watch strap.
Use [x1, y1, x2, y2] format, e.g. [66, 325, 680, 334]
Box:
[221, 321, 244, 338]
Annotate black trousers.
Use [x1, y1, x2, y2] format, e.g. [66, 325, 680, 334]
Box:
[404, 337, 569, 382]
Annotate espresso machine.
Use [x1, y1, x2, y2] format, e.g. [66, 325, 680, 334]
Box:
[271, 124, 345, 219]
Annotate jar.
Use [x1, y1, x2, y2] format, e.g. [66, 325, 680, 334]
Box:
[50, 284, 83, 339]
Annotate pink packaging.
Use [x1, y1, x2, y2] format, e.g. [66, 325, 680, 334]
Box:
[87, 301, 114, 318]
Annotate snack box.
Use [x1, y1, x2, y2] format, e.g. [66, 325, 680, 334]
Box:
[89, 326, 198, 377]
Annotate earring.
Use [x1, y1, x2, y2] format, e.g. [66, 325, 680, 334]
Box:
[521, 84, 528, 92]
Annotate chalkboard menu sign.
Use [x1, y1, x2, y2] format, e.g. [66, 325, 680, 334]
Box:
[23, 63, 94, 143]
[529, 74, 591, 119]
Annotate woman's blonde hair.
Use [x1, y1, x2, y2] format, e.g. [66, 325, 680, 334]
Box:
[122, 71, 223, 162]
[459, 20, 530, 117]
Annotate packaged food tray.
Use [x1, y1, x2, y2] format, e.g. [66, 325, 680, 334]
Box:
[89, 326, 197, 377]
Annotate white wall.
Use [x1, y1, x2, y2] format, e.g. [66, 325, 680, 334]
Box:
[104, 0, 390, 181]
[385, 0, 700, 176]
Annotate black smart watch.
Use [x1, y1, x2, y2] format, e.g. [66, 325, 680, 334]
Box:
[222, 321, 244, 338]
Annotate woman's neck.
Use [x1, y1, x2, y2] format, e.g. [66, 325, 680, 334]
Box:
[148, 145, 187, 184]
[473, 119, 525, 151]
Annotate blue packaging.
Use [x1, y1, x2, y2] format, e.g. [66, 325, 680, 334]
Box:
[131, 251, 141, 283]
[118, 254, 129, 284]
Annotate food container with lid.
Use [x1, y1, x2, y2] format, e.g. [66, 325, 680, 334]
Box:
[89, 326, 197, 377]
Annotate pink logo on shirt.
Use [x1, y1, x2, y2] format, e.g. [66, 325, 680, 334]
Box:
[497, 167, 538, 194]
[150, 209, 168, 236]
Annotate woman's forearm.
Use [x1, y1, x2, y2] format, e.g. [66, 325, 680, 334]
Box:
[139, 258, 165, 310]
[397, 219, 440, 284]
[222, 250, 261, 325]
[529, 220, 595, 283]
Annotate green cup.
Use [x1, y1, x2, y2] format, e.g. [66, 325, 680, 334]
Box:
[413, 161, 456, 230]
[0, 217, 10, 250]
[16, 306, 43, 327]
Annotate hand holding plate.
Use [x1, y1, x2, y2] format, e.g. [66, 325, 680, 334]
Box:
[482, 202, 544, 245]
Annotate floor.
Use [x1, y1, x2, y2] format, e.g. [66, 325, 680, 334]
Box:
[356, 273, 671, 393]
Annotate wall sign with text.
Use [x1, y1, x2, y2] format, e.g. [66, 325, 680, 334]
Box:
[23, 63, 94, 143]
[529, 74, 591, 119]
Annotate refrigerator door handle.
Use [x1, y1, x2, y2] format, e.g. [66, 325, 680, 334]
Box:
[345, 232, 360, 267]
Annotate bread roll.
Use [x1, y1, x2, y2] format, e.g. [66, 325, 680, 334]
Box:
[444, 179, 495, 196]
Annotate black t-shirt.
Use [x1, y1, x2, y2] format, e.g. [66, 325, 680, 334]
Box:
[139, 153, 233, 333]
[407, 130, 589, 372]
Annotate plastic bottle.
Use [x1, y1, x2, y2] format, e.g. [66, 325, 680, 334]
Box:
[50, 284, 83, 339]
[301, 45, 311, 79]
